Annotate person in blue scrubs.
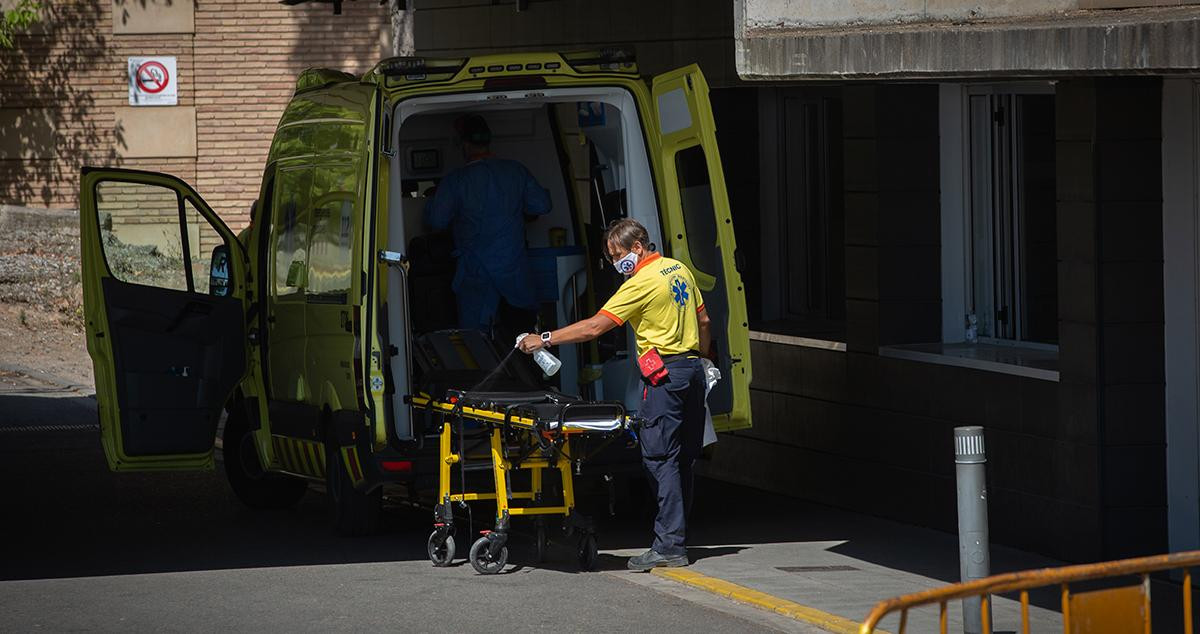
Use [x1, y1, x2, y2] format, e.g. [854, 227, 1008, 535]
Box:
[424, 114, 552, 340]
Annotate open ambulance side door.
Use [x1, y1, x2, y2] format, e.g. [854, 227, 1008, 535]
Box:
[651, 65, 752, 431]
[80, 168, 249, 471]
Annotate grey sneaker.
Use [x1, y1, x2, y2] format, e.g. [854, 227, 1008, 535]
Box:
[627, 549, 689, 571]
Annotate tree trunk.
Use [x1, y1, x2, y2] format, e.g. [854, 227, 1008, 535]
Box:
[389, 0, 415, 57]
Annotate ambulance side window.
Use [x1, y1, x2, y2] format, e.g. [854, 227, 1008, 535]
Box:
[306, 162, 357, 303]
[675, 145, 719, 277]
[183, 199, 229, 296]
[94, 180, 188, 291]
[272, 166, 312, 299]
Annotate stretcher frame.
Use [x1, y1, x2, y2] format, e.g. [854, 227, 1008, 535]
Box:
[409, 389, 632, 574]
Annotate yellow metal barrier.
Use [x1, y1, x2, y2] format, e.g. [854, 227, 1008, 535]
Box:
[860, 550, 1200, 634]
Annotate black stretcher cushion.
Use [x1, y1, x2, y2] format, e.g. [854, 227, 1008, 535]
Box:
[456, 390, 576, 405]
[447, 390, 625, 429]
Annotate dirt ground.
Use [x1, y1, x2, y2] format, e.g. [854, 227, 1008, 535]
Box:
[0, 206, 93, 390]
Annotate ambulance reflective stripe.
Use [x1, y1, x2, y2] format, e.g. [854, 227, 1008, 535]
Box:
[271, 435, 327, 478]
[303, 439, 326, 478]
[294, 440, 314, 475]
[341, 446, 365, 485]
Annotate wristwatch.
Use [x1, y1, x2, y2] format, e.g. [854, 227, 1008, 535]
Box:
[540, 331, 552, 347]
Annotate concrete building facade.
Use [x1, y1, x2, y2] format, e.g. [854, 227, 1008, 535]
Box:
[722, 0, 1199, 563]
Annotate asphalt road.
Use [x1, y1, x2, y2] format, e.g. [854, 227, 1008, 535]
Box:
[0, 376, 806, 632]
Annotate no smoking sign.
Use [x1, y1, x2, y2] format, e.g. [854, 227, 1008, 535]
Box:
[128, 56, 177, 106]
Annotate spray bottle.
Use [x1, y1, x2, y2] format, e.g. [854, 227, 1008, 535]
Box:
[516, 334, 561, 376]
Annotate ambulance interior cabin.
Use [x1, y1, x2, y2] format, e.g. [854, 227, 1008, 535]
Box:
[386, 89, 659, 440]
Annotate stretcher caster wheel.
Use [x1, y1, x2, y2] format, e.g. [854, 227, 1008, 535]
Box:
[469, 536, 509, 575]
[577, 534, 598, 571]
[534, 521, 548, 563]
[427, 531, 455, 567]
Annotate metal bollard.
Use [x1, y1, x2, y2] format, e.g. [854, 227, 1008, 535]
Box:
[955, 426, 992, 634]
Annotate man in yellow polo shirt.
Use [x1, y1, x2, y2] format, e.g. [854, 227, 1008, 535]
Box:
[518, 218, 711, 570]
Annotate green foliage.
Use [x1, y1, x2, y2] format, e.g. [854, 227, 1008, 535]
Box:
[0, 0, 41, 49]
[102, 230, 187, 291]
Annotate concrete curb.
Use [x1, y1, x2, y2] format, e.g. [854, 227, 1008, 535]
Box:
[651, 567, 881, 634]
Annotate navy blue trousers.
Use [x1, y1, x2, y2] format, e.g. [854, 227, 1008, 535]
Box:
[638, 356, 706, 557]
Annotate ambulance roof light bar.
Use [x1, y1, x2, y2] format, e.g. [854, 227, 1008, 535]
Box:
[561, 48, 638, 74]
[374, 56, 468, 79]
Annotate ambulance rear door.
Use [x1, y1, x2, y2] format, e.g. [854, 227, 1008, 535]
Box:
[79, 168, 249, 471]
[650, 65, 752, 431]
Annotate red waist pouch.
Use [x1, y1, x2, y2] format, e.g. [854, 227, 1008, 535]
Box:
[638, 348, 670, 387]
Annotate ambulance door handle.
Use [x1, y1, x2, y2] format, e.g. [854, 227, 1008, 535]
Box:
[379, 250, 407, 267]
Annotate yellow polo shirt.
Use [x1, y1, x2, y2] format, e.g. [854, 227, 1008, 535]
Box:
[598, 253, 705, 356]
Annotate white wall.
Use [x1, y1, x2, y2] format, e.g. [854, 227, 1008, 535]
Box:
[1163, 77, 1200, 554]
[743, 0, 1076, 30]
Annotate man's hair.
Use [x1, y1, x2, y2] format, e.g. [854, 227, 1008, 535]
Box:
[604, 218, 650, 251]
[454, 114, 491, 146]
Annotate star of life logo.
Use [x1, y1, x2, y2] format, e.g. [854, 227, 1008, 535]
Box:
[671, 276, 689, 309]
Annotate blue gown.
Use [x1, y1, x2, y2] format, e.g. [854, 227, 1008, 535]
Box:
[424, 157, 552, 331]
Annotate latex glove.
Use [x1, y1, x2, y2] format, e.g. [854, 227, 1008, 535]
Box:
[699, 358, 722, 393]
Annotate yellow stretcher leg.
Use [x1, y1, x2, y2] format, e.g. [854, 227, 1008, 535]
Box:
[489, 428, 510, 523]
[438, 421, 455, 503]
[559, 438, 575, 512]
[531, 463, 543, 503]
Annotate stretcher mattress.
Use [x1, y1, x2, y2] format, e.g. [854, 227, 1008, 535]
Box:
[422, 390, 627, 433]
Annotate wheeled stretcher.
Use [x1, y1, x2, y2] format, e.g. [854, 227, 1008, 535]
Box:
[409, 388, 631, 574]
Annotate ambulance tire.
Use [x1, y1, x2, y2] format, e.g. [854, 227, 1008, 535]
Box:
[223, 409, 308, 510]
[325, 438, 382, 537]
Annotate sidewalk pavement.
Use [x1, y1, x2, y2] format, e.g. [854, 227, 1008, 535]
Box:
[595, 477, 1194, 633]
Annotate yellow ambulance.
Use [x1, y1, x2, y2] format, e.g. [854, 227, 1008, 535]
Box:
[79, 49, 751, 535]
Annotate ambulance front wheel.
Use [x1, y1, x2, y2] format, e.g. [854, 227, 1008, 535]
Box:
[223, 406, 307, 510]
[469, 536, 509, 575]
[427, 531, 455, 566]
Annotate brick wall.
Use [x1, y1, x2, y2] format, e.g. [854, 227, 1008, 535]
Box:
[0, 0, 387, 228]
[193, 0, 387, 227]
[2, 1, 737, 223]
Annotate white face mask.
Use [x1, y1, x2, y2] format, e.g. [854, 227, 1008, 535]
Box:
[612, 251, 639, 275]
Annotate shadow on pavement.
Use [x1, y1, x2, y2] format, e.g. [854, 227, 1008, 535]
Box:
[0, 393, 98, 429]
[0, 392, 782, 582]
[1, 386, 1193, 634]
